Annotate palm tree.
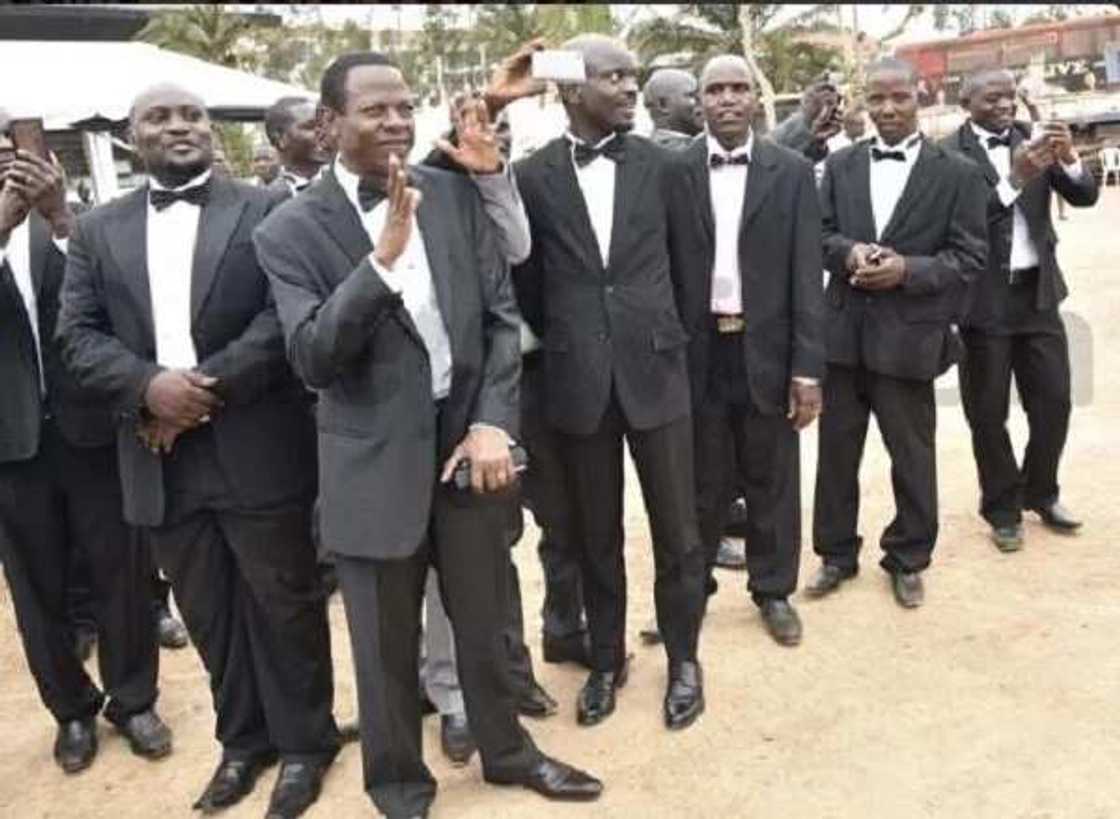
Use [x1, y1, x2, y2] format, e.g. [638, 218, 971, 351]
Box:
[139, 5, 255, 67]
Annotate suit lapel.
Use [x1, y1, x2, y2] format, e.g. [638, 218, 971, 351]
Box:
[310, 171, 373, 274]
[28, 212, 50, 301]
[414, 169, 459, 356]
[958, 123, 1000, 186]
[107, 188, 155, 337]
[880, 140, 938, 245]
[542, 138, 603, 274]
[740, 138, 779, 231]
[847, 144, 876, 242]
[191, 177, 247, 322]
[604, 136, 648, 275]
[687, 139, 714, 246]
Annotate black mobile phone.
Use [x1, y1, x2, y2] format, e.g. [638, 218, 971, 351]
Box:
[10, 118, 49, 161]
[452, 443, 529, 491]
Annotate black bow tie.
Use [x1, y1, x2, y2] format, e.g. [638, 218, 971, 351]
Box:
[871, 147, 906, 163]
[572, 136, 625, 169]
[986, 134, 1012, 149]
[357, 181, 386, 213]
[710, 152, 750, 169]
[149, 179, 211, 211]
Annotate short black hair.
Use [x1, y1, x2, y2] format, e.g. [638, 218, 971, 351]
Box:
[959, 68, 1014, 105]
[865, 57, 920, 86]
[320, 52, 398, 113]
[264, 96, 314, 147]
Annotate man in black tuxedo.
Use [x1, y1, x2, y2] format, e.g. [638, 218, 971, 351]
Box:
[58, 84, 338, 819]
[770, 78, 843, 164]
[0, 110, 166, 775]
[642, 68, 702, 150]
[667, 55, 825, 646]
[808, 59, 988, 608]
[264, 96, 329, 199]
[513, 35, 707, 731]
[254, 52, 601, 819]
[941, 68, 1099, 551]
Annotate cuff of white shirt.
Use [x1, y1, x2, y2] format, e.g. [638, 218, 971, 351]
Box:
[995, 178, 1022, 207]
[368, 254, 404, 294]
[468, 422, 515, 445]
[792, 376, 820, 387]
[468, 160, 510, 182]
[1061, 158, 1084, 180]
[52, 237, 69, 254]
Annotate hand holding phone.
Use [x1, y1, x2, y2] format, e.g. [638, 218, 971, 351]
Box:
[10, 118, 49, 161]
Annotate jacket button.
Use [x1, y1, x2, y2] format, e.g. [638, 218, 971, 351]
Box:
[598, 331, 609, 342]
[605, 285, 615, 295]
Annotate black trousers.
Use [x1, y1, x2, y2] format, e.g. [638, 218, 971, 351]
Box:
[694, 330, 801, 604]
[0, 419, 158, 725]
[335, 488, 540, 818]
[520, 353, 585, 640]
[960, 302, 1071, 527]
[558, 394, 705, 672]
[147, 429, 337, 764]
[813, 364, 938, 574]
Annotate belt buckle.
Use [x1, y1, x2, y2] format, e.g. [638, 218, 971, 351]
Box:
[716, 315, 745, 334]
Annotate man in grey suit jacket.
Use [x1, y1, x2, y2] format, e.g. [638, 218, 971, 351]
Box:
[254, 52, 601, 819]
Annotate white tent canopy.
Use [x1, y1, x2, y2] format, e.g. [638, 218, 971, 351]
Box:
[0, 40, 312, 129]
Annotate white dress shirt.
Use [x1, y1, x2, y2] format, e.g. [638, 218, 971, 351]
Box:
[707, 133, 753, 315]
[147, 170, 210, 369]
[869, 133, 923, 241]
[0, 219, 45, 391]
[566, 132, 618, 267]
[969, 121, 1085, 272]
[334, 159, 453, 400]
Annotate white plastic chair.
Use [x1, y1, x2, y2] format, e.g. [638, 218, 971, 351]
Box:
[1101, 146, 1120, 186]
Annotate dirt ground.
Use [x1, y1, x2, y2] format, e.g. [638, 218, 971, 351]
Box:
[2, 187, 1118, 819]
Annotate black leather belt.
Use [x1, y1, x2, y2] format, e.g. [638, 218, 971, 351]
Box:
[1008, 266, 1039, 286]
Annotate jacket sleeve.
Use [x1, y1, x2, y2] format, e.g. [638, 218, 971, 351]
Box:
[1049, 160, 1100, 208]
[253, 216, 401, 391]
[901, 163, 989, 297]
[470, 190, 522, 438]
[195, 294, 291, 406]
[790, 161, 826, 380]
[56, 217, 161, 416]
[819, 158, 857, 277]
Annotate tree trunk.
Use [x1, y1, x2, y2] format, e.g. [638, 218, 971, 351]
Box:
[739, 5, 777, 130]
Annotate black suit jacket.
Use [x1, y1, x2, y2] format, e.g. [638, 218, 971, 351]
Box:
[57, 176, 316, 527]
[253, 167, 521, 561]
[513, 134, 691, 435]
[940, 120, 1100, 331]
[0, 214, 115, 463]
[667, 137, 826, 413]
[819, 138, 989, 381]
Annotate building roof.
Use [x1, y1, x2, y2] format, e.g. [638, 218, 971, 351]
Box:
[0, 6, 151, 41]
[0, 40, 312, 129]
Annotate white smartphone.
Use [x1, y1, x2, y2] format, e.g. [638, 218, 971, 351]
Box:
[531, 50, 586, 83]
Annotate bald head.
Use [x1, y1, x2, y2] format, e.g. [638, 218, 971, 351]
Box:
[865, 57, 919, 87]
[700, 55, 751, 90]
[643, 68, 700, 136]
[129, 82, 214, 187]
[959, 68, 1014, 106]
[561, 34, 631, 77]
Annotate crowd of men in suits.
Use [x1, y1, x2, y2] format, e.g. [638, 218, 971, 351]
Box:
[0, 31, 1099, 819]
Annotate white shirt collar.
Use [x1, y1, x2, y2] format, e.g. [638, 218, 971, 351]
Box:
[333, 158, 367, 215]
[565, 130, 620, 150]
[149, 168, 212, 193]
[969, 120, 1011, 144]
[706, 131, 754, 162]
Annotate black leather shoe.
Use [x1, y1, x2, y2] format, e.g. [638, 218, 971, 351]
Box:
[54, 718, 97, 774]
[663, 661, 704, 731]
[804, 563, 856, 598]
[439, 714, 476, 766]
[115, 708, 172, 759]
[576, 659, 629, 727]
[518, 680, 559, 719]
[639, 618, 663, 646]
[192, 753, 277, 813]
[715, 537, 747, 570]
[155, 606, 189, 650]
[991, 523, 1024, 552]
[73, 625, 97, 663]
[1029, 501, 1083, 533]
[759, 599, 802, 646]
[487, 755, 603, 802]
[542, 631, 592, 669]
[265, 760, 328, 819]
[890, 571, 925, 609]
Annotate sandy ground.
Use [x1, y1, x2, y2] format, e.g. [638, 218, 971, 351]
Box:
[2, 188, 1119, 819]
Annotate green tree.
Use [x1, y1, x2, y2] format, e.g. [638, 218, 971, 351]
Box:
[139, 5, 262, 67]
